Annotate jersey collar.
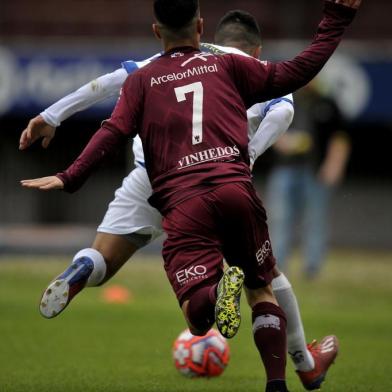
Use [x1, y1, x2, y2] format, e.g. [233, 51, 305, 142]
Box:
[163, 46, 201, 56]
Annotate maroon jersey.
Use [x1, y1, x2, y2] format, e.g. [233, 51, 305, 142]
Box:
[58, 1, 356, 213]
[104, 47, 279, 211]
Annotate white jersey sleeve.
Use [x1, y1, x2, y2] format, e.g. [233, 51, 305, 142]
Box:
[39, 52, 162, 168]
[41, 68, 128, 127]
[40, 52, 163, 128]
[247, 94, 294, 166]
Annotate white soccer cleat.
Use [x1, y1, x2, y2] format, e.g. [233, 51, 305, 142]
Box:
[39, 258, 94, 319]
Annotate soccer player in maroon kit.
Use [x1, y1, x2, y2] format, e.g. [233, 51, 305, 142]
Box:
[22, 0, 361, 390]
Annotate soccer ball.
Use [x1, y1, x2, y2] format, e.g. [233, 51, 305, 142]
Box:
[172, 328, 230, 377]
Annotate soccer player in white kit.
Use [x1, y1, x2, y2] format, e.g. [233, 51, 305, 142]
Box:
[20, 10, 338, 390]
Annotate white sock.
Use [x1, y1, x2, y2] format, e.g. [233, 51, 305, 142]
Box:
[272, 273, 315, 372]
[73, 248, 107, 287]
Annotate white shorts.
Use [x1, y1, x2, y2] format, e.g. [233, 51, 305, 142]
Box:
[98, 166, 163, 244]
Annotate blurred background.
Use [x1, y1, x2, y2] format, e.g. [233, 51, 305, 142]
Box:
[0, 0, 391, 254]
[1, 2, 392, 391]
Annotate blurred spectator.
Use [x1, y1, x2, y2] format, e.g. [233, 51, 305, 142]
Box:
[266, 80, 351, 278]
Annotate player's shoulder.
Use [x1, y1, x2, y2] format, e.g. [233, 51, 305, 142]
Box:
[213, 49, 269, 68]
[121, 52, 163, 74]
[215, 52, 270, 78]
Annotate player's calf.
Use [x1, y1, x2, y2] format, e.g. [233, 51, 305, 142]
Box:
[252, 301, 289, 392]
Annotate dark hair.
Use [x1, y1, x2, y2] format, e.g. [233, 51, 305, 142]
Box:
[153, 0, 199, 30]
[214, 10, 262, 49]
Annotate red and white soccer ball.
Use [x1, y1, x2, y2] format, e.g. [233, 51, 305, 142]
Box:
[172, 328, 230, 378]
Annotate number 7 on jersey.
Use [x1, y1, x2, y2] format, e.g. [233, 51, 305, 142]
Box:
[175, 82, 204, 145]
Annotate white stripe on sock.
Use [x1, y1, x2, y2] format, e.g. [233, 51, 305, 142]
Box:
[73, 248, 107, 287]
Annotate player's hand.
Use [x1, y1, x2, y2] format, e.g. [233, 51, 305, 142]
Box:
[20, 176, 64, 191]
[19, 115, 56, 150]
[326, 0, 362, 9]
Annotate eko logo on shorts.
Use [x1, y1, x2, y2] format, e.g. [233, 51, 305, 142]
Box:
[176, 265, 208, 286]
[256, 240, 271, 266]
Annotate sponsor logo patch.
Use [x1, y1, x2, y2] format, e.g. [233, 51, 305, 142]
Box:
[176, 265, 208, 286]
[178, 145, 240, 170]
[151, 63, 218, 87]
[253, 314, 281, 331]
[256, 240, 271, 265]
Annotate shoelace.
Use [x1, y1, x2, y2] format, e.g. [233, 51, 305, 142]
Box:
[307, 339, 319, 352]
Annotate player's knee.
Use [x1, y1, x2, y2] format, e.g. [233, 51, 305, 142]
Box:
[91, 233, 140, 282]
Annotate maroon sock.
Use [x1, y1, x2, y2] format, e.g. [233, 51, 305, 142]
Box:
[186, 284, 217, 334]
[252, 302, 287, 383]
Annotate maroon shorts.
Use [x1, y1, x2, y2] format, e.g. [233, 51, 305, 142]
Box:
[162, 181, 276, 305]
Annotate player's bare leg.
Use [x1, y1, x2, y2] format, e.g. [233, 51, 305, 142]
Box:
[271, 266, 339, 390]
[39, 232, 142, 318]
[92, 232, 147, 283]
[245, 285, 289, 392]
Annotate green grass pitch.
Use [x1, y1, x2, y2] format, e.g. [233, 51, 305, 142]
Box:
[0, 250, 391, 392]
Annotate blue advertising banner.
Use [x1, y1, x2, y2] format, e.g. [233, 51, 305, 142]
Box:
[0, 46, 391, 122]
[359, 62, 392, 121]
[316, 54, 392, 122]
[0, 46, 129, 119]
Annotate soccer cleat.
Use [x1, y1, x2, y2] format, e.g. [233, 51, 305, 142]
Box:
[297, 335, 339, 390]
[215, 266, 245, 339]
[39, 257, 94, 319]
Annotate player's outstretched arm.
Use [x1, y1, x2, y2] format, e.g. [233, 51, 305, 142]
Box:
[20, 128, 125, 193]
[19, 68, 128, 150]
[19, 115, 56, 150]
[267, 0, 362, 97]
[50, 73, 142, 193]
[21, 176, 64, 190]
[269, 0, 361, 95]
[229, 0, 361, 106]
[25, 64, 144, 194]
